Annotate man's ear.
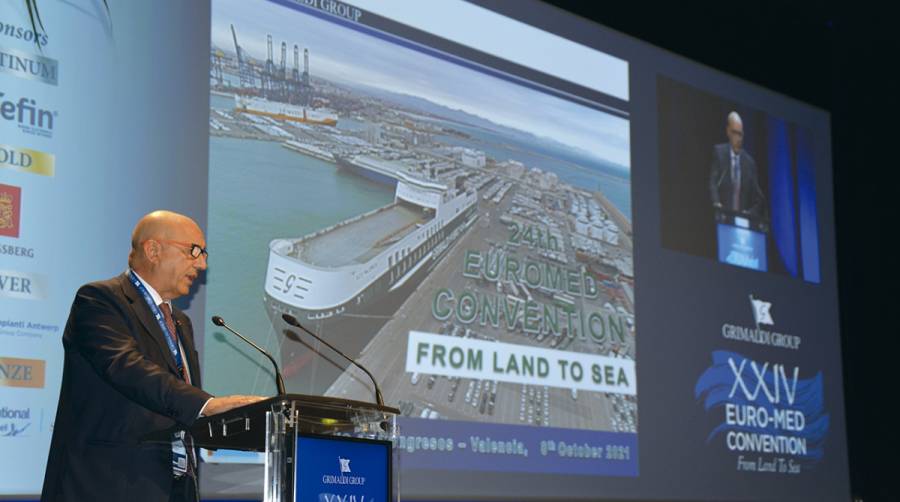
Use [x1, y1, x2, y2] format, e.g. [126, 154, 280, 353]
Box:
[143, 239, 161, 264]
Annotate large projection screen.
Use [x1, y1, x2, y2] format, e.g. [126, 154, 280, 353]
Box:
[0, 0, 847, 501]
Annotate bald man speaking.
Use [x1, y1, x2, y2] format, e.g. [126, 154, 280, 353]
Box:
[41, 211, 263, 502]
[709, 111, 767, 221]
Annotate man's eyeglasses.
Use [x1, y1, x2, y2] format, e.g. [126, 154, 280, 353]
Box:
[155, 239, 208, 259]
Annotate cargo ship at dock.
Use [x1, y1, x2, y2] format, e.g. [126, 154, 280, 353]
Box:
[263, 157, 478, 393]
[235, 95, 338, 126]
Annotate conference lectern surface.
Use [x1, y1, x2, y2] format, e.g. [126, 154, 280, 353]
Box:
[144, 393, 400, 450]
[144, 394, 400, 502]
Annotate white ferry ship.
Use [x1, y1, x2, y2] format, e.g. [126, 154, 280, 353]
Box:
[263, 160, 477, 391]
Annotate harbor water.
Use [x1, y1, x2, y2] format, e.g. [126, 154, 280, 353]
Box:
[204, 135, 393, 396]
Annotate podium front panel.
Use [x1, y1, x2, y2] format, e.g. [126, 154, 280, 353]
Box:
[260, 396, 399, 502]
[293, 434, 391, 502]
[716, 223, 767, 271]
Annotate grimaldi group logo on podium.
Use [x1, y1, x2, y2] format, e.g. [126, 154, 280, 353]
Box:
[339, 456, 352, 474]
[322, 455, 366, 486]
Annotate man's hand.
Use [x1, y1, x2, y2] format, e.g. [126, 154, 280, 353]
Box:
[202, 395, 266, 416]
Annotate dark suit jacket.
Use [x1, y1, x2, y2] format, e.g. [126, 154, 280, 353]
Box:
[41, 273, 212, 502]
[709, 143, 767, 220]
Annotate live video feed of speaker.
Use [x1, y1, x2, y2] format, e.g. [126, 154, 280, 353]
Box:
[204, 0, 636, 483]
[657, 76, 821, 282]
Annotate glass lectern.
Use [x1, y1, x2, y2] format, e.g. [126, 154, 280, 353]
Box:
[147, 394, 399, 502]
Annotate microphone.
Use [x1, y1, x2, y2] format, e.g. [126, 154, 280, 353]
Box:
[211, 315, 286, 396]
[281, 313, 385, 407]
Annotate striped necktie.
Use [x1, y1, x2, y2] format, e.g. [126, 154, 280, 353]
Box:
[159, 302, 190, 384]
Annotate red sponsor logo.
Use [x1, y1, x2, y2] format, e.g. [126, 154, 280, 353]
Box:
[0, 183, 22, 238]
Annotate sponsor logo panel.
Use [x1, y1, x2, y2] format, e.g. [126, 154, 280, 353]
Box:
[0, 242, 35, 258]
[0, 144, 55, 176]
[0, 45, 58, 85]
[0, 405, 34, 437]
[0, 182, 21, 237]
[0, 91, 58, 139]
[0, 183, 37, 259]
[0, 318, 60, 340]
[0, 356, 46, 388]
[0, 269, 47, 300]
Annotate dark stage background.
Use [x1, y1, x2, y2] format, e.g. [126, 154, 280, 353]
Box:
[540, 2, 898, 500]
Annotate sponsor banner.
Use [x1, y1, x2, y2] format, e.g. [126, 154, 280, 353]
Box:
[0, 92, 58, 139]
[0, 405, 34, 437]
[0, 356, 46, 388]
[0, 318, 60, 340]
[0, 45, 58, 85]
[0, 182, 21, 237]
[406, 331, 636, 395]
[397, 417, 638, 476]
[0, 243, 35, 258]
[0, 269, 47, 300]
[694, 350, 829, 475]
[0, 144, 55, 176]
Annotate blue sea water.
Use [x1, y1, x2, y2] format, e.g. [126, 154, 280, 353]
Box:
[204, 136, 392, 395]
